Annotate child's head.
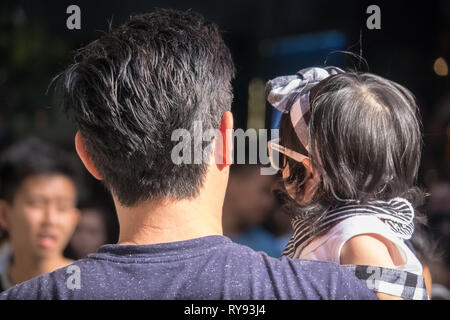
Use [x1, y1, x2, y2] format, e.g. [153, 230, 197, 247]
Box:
[276, 70, 423, 208]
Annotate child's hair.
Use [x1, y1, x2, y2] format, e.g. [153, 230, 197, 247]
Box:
[278, 71, 427, 234]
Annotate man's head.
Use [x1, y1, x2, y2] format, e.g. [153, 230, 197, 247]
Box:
[59, 9, 235, 206]
[0, 137, 80, 259]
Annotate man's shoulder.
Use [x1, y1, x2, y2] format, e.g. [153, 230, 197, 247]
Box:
[217, 239, 342, 270]
[0, 242, 377, 300]
[0, 259, 91, 300]
[210, 241, 377, 299]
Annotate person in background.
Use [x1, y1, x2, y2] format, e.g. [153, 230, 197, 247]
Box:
[0, 231, 10, 276]
[408, 223, 446, 299]
[427, 181, 450, 259]
[66, 202, 119, 260]
[222, 163, 279, 257]
[424, 181, 450, 296]
[262, 185, 294, 257]
[0, 137, 80, 291]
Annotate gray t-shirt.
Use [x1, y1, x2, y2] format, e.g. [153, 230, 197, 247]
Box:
[0, 235, 376, 299]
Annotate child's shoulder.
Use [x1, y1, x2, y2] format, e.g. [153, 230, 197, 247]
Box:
[340, 233, 400, 267]
[330, 215, 422, 274]
[301, 215, 411, 267]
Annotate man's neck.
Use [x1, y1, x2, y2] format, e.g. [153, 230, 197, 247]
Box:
[115, 195, 223, 246]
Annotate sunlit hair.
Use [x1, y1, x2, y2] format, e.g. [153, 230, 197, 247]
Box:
[56, 9, 235, 206]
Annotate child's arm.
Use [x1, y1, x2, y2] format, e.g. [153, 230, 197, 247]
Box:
[340, 233, 404, 300]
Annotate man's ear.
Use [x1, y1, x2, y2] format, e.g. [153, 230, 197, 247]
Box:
[0, 200, 11, 232]
[216, 111, 234, 169]
[75, 131, 103, 180]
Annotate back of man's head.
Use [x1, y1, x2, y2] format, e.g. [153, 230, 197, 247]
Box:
[58, 9, 235, 206]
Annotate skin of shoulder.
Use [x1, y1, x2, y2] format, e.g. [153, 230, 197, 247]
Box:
[340, 233, 403, 300]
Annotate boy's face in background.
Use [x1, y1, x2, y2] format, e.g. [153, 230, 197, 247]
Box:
[0, 174, 79, 260]
[224, 166, 276, 227]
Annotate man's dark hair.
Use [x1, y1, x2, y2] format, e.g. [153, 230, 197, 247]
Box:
[57, 9, 235, 206]
[0, 137, 79, 203]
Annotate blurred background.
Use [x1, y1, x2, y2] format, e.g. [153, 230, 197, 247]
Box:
[0, 0, 449, 298]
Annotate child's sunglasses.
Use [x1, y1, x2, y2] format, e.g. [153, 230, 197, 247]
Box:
[267, 138, 309, 171]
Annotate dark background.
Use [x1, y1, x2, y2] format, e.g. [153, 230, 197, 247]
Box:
[0, 0, 448, 207]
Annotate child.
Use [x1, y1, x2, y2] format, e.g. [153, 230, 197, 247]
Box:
[266, 66, 429, 300]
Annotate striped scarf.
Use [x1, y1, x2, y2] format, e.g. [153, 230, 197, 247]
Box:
[282, 197, 415, 258]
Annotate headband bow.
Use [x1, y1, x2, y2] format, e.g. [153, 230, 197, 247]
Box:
[266, 66, 345, 153]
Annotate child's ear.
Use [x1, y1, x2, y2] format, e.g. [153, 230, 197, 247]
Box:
[301, 158, 313, 175]
[302, 158, 320, 182]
